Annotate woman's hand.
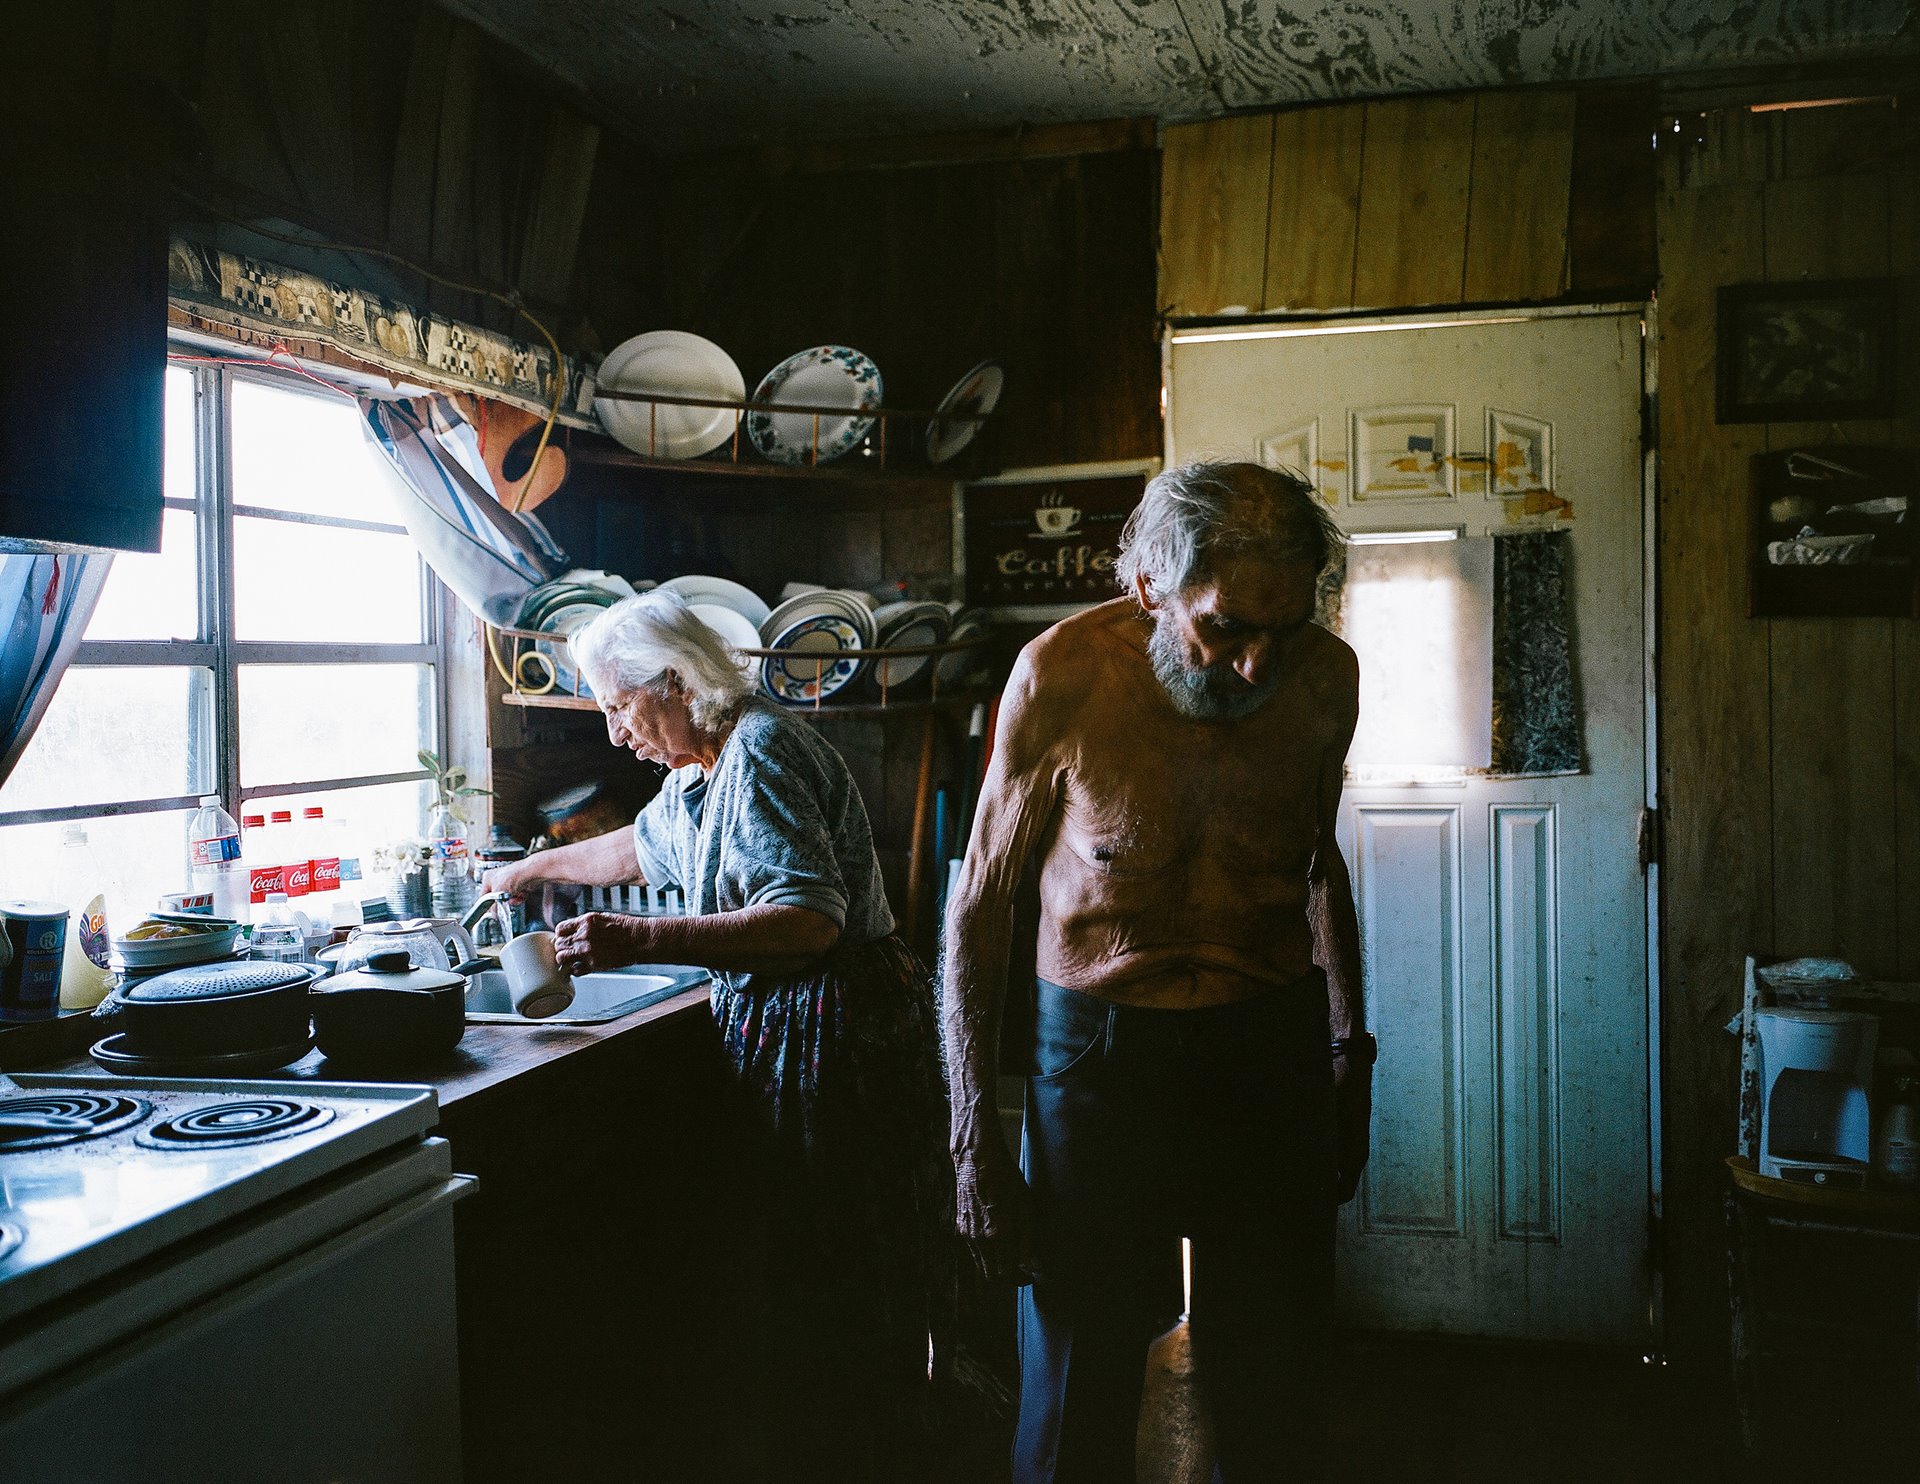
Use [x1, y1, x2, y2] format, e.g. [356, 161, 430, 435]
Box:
[552, 911, 653, 976]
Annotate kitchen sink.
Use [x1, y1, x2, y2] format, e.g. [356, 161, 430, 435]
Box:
[462, 964, 710, 1025]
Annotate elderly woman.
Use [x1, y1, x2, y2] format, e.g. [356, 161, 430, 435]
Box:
[482, 589, 951, 1479]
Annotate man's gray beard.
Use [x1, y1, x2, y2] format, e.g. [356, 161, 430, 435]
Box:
[1147, 614, 1283, 720]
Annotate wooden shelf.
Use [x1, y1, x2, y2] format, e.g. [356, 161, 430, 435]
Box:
[501, 687, 994, 720]
[569, 445, 964, 486]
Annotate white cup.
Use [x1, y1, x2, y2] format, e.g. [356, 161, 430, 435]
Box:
[500, 931, 574, 1018]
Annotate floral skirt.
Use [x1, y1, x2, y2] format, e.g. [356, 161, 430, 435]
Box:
[709, 934, 954, 1466]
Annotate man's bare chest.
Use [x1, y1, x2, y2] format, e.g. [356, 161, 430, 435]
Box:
[1054, 699, 1329, 879]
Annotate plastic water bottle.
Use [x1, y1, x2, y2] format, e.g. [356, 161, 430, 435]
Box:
[243, 813, 279, 914]
[427, 803, 474, 916]
[186, 795, 247, 922]
[272, 810, 310, 900]
[303, 806, 339, 902]
[252, 893, 308, 964]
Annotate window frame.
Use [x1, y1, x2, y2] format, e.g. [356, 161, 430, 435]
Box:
[0, 358, 450, 830]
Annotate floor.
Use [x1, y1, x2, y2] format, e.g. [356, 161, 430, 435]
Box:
[942, 1325, 1749, 1483]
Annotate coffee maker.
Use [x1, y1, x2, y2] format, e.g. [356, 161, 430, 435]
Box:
[1755, 1007, 1878, 1188]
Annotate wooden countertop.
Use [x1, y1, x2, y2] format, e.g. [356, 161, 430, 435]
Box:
[6, 984, 713, 1117]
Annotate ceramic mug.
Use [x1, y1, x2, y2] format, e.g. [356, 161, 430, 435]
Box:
[500, 930, 573, 1019]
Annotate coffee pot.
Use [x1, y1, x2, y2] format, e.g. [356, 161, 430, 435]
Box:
[317, 917, 478, 977]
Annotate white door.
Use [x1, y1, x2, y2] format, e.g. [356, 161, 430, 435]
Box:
[1167, 310, 1650, 1343]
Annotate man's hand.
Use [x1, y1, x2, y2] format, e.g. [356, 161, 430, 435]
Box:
[553, 911, 651, 976]
[1333, 1054, 1373, 1203]
[955, 1135, 1039, 1286]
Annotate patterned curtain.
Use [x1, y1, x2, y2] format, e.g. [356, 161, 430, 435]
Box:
[359, 396, 567, 626]
[1490, 529, 1583, 776]
[0, 554, 113, 787]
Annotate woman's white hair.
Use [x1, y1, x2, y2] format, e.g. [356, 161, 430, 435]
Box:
[569, 589, 755, 730]
[1115, 460, 1344, 601]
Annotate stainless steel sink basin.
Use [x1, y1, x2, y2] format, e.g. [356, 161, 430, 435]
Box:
[463, 964, 709, 1024]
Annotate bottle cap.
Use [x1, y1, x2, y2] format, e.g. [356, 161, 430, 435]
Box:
[243, 815, 265, 829]
[59, 824, 87, 846]
[265, 892, 289, 904]
[302, 807, 324, 820]
[270, 810, 293, 824]
[199, 794, 220, 807]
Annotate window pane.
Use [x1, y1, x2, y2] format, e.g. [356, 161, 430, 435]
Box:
[0, 810, 198, 933]
[239, 663, 434, 787]
[0, 668, 211, 813]
[234, 516, 425, 643]
[243, 779, 433, 906]
[85, 508, 199, 641]
[231, 378, 403, 524]
[165, 365, 195, 502]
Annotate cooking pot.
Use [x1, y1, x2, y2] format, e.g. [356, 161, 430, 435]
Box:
[95, 960, 318, 1058]
[312, 950, 465, 1070]
[317, 918, 478, 976]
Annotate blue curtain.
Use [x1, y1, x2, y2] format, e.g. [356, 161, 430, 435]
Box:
[0, 553, 113, 786]
[359, 395, 567, 625]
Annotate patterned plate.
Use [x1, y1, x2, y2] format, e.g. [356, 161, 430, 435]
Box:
[761, 614, 865, 704]
[926, 359, 1004, 466]
[747, 346, 883, 466]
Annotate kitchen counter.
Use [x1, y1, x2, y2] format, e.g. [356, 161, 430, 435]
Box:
[11, 981, 714, 1111]
[6, 980, 738, 1482]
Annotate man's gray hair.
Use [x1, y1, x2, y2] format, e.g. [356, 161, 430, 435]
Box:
[570, 589, 755, 729]
[1115, 460, 1344, 601]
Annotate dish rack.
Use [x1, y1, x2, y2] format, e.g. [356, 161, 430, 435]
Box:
[494, 623, 993, 716]
[589, 386, 990, 470]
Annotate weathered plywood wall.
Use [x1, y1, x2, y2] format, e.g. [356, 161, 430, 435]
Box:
[1161, 89, 1654, 316]
[1655, 96, 1919, 1376]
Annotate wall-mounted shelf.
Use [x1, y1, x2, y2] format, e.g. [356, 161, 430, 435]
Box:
[570, 443, 960, 489]
[494, 623, 993, 719]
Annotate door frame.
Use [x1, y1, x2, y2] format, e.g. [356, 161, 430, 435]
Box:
[1162, 301, 1664, 1347]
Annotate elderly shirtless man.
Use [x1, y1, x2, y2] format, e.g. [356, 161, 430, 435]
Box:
[942, 461, 1372, 1483]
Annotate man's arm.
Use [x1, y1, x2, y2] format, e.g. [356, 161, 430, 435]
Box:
[1307, 643, 1369, 1201]
[942, 645, 1063, 1282]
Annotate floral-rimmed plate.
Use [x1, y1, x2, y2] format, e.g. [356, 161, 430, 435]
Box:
[747, 346, 883, 466]
[593, 330, 746, 460]
[926, 359, 1004, 466]
[761, 614, 865, 704]
[760, 589, 876, 650]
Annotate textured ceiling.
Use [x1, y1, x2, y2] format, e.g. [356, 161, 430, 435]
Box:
[443, 0, 1914, 154]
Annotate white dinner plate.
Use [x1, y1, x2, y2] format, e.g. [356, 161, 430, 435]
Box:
[936, 608, 989, 689]
[747, 346, 883, 465]
[593, 331, 746, 460]
[926, 359, 1005, 466]
[540, 599, 614, 696]
[761, 614, 865, 704]
[660, 574, 771, 629]
[868, 603, 950, 693]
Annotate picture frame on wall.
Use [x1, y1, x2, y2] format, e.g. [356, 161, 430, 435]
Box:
[959, 458, 1160, 620]
[1716, 278, 1897, 424]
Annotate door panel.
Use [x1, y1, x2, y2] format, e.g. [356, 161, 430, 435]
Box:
[1168, 310, 1650, 1343]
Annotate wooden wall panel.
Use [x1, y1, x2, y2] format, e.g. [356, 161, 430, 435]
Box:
[1462, 91, 1575, 303]
[1159, 114, 1274, 316]
[1262, 105, 1363, 312]
[1351, 94, 1477, 310]
[1892, 174, 1920, 979]
[1653, 107, 1772, 1380]
[1762, 142, 1898, 974]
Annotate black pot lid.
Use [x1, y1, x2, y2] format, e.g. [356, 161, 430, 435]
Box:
[123, 960, 315, 1003]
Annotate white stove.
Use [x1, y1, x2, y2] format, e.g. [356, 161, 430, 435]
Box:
[0, 1074, 475, 1484]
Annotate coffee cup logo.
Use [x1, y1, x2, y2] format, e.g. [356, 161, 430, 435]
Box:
[1031, 491, 1083, 539]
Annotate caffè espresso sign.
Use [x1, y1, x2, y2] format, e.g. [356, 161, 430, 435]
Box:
[962, 461, 1157, 611]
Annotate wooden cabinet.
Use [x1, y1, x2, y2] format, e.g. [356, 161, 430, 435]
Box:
[0, 15, 169, 553]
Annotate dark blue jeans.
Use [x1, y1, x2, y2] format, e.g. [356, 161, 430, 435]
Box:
[1014, 974, 1337, 1484]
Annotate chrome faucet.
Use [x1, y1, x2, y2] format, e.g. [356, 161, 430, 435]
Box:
[459, 891, 515, 948]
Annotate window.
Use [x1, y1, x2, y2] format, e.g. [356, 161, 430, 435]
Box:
[0, 362, 446, 917]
